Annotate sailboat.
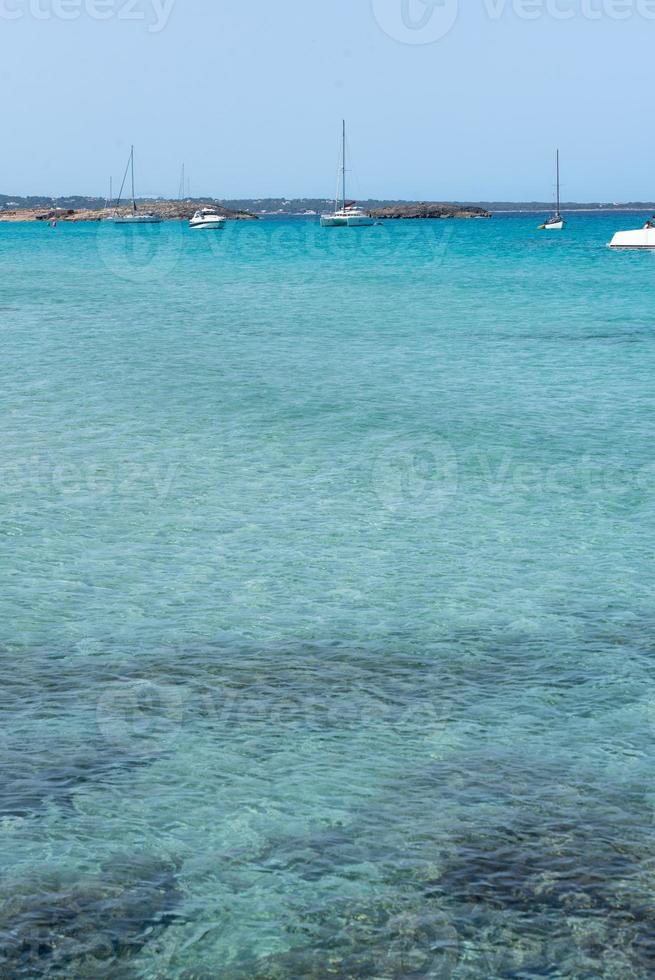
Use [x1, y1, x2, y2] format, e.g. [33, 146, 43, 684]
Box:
[113, 146, 162, 224]
[539, 150, 566, 230]
[320, 121, 374, 228]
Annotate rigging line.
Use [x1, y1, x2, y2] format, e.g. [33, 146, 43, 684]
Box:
[114, 149, 132, 213]
[130, 146, 136, 212]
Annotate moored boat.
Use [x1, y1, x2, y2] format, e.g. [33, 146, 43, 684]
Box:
[609, 216, 655, 249]
[344, 206, 374, 227]
[321, 205, 373, 227]
[320, 211, 348, 228]
[113, 147, 162, 224]
[538, 150, 566, 231]
[320, 121, 373, 229]
[189, 208, 226, 230]
[114, 213, 163, 224]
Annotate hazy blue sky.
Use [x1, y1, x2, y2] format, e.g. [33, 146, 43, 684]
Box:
[1, 0, 652, 200]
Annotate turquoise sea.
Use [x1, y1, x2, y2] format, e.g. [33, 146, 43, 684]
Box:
[1, 212, 655, 978]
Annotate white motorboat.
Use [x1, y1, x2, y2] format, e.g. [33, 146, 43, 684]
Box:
[538, 150, 566, 231]
[113, 146, 162, 224]
[320, 121, 374, 228]
[609, 217, 655, 250]
[189, 208, 226, 230]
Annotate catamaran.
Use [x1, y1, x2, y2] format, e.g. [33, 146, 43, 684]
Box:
[320, 121, 374, 228]
[113, 146, 162, 224]
[539, 150, 566, 230]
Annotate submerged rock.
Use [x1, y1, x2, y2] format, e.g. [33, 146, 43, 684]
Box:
[427, 816, 655, 977]
[0, 855, 180, 977]
[0, 745, 147, 818]
[218, 900, 459, 979]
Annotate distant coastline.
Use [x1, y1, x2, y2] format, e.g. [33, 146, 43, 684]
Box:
[1, 194, 654, 223]
[3, 194, 655, 219]
[0, 201, 256, 223]
[368, 203, 490, 220]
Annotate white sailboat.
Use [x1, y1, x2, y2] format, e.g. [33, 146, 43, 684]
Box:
[539, 150, 566, 230]
[320, 121, 374, 228]
[113, 147, 162, 224]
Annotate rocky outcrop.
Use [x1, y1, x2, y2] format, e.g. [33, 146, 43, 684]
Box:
[0, 856, 180, 976]
[368, 203, 491, 220]
[0, 201, 257, 222]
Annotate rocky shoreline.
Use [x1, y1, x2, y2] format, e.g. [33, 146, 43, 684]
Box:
[0, 200, 491, 222]
[0, 201, 257, 223]
[368, 203, 491, 220]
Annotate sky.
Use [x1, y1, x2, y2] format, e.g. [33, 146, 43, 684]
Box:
[1, 0, 653, 201]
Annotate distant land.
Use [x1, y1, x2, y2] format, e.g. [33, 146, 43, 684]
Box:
[218, 198, 655, 215]
[1, 194, 655, 218]
[369, 203, 490, 219]
[0, 200, 256, 223]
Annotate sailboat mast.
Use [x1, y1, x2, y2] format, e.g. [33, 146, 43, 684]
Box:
[556, 149, 560, 215]
[342, 120, 346, 211]
[131, 145, 136, 213]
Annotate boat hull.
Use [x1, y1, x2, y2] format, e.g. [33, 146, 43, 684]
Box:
[609, 228, 655, 250]
[540, 219, 565, 231]
[320, 214, 348, 227]
[321, 212, 374, 227]
[114, 215, 163, 224]
[189, 219, 226, 230]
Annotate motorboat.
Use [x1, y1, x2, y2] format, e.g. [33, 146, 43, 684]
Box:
[189, 208, 226, 230]
[609, 219, 655, 250]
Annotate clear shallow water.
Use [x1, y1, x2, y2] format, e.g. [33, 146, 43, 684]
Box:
[1, 213, 655, 977]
